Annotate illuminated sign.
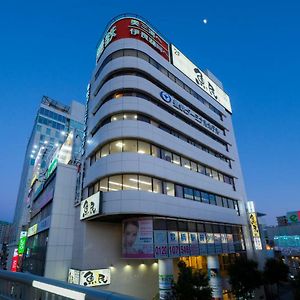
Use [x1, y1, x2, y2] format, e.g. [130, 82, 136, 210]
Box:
[68, 269, 80, 284]
[18, 231, 27, 255]
[287, 211, 300, 224]
[46, 157, 58, 179]
[11, 249, 19, 272]
[171, 44, 232, 113]
[249, 213, 260, 238]
[79, 269, 110, 287]
[160, 91, 222, 136]
[249, 212, 262, 250]
[123, 218, 238, 259]
[96, 18, 170, 62]
[68, 268, 110, 287]
[80, 192, 101, 220]
[27, 224, 38, 237]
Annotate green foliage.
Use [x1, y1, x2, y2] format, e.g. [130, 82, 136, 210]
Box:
[228, 257, 262, 300]
[172, 261, 212, 300]
[263, 258, 289, 285]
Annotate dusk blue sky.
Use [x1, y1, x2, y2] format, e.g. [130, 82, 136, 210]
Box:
[0, 0, 299, 224]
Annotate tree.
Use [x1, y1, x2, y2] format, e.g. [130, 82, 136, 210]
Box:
[228, 257, 262, 300]
[172, 261, 212, 300]
[292, 272, 300, 300]
[263, 258, 289, 298]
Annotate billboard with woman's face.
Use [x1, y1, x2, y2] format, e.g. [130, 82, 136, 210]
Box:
[122, 218, 154, 258]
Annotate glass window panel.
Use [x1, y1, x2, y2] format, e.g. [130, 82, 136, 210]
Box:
[172, 153, 181, 165]
[198, 164, 206, 175]
[94, 182, 99, 193]
[124, 113, 137, 120]
[227, 199, 234, 209]
[183, 187, 194, 200]
[138, 175, 152, 192]
[88, 186, 94, 196]
[110, 140, 123, 153]
[167, 220, 177, 231]
[99, 178, 108, 191]
[153, 219, 167, 230]
[206, 167, 213, 177]
[123, 174, 138, 190]
[137, 51, 149, 61]
[201, 192, 210, 204]
[101, 144, 109, 157]
[209, 194, 217, 205]
[124, 49, 137, 56]
[222, 197, 229, 208]
[151, 145, 160, 157]
[161, 149, 172, 162]
[224, 175, 231, 184]
[96, 150, 101, 160]
[111, 114, 123, 121]
[219, 173, 224, 182]
[137, 115, 150, 122]
[216, 196, 223, 206]
[197, 223, 205, 232]
[212, 169, 219, 180]
[181, 157, 191, 170]
[194, 190, 201, 201]
[191, 161, 197, 172]
[123, 140, 137, 152]
[138, 141, 151, 155]
[163, 182, 175, 196]
[175, 185, 183, 198]
[109, 175, 122, 191]
[205, 224, 213, 233]
[153, 178, 162, 194]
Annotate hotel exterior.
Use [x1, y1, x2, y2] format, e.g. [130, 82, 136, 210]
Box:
[72, 14, 254, 299]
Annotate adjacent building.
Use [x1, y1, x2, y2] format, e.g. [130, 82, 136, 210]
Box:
[11, 96, 85, 244]
[0, 221, 10, 246]
[70, 14, 254, 299]
[265, 211, 300, 275]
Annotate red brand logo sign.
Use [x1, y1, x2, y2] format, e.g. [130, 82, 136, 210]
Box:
[96, 18, 170, 62]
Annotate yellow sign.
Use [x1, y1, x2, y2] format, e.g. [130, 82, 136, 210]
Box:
[27, 224, 38, 237]
[249, 213, 260, 238]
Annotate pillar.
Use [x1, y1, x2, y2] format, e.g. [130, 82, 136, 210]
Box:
[207, 255, 223, 300]
[158, 259, 174, 300]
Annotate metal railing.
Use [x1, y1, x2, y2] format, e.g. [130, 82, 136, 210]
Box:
[0, 270, 139, 300]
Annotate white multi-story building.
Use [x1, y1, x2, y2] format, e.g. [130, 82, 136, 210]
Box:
[72, 14, 253, 299]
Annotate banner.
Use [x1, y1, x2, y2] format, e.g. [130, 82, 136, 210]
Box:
[122, 218, 154, 258]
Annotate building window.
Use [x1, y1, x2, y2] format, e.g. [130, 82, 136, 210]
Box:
[110, 140, 123, 153]
[138, 141, 151, 155]
[138, 175, 152, 191]
[123, 174, 138, 190]
[123, 140, 137, 152]
[164, 182, 175, 196]
[108, 175, 122, 191]
[101, 144, 109, 157]
[201, 192, 210, 204]
[183, 187, 194, 200]
[99, 178, 108, 191]
[153, 178, 162, 194]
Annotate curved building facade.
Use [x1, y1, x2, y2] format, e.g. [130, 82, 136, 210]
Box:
[72, 15, 253, 299]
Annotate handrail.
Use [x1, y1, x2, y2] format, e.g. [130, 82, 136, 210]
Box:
[0, 270, 140, 300]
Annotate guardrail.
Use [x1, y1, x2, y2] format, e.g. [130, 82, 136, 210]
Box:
[0, 270, 140, 300]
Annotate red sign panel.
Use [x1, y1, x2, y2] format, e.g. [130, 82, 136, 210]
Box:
[10, 249, 19, 272]
[96, 18, 170, 62]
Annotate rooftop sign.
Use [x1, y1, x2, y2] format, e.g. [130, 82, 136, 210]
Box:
[171, 44, 232, 113]
[96, 17, 170, 62]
